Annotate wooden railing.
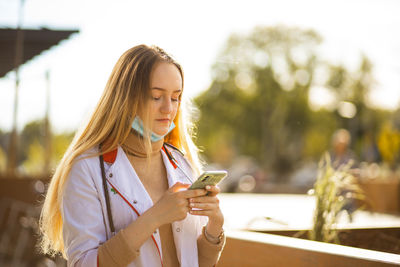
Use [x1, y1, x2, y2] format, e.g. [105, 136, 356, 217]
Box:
[218, 230, 400, 267]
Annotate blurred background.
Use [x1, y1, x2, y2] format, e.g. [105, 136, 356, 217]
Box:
[1, 0, 400, 266]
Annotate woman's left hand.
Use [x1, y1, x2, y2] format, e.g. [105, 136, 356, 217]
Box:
[189, 185, 224, 236]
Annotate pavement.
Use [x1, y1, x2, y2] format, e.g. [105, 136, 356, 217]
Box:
[219, 193, 400, 231]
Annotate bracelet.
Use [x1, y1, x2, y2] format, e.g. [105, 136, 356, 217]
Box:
[204, 225, 224, 244]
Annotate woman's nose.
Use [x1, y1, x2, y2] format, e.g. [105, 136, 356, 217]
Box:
[160, 98, 173, 113]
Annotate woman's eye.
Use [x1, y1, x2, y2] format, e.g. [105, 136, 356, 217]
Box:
[172, 94, 181, 102]
[152, 95, 180, 102]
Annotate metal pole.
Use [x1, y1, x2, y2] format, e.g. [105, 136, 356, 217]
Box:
[7, 0, 26, 177]
[44, 70, 52, 176]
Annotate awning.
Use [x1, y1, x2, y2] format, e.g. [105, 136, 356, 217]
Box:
[0, 28, 79, 78]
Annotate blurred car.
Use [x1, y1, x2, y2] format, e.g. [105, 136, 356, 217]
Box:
[206, 156, 265, 193]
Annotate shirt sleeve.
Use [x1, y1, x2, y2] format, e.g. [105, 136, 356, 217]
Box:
[62, 158, 106, 267]
[97, 228, 140, 267]
[197, 226, 226, 267]
[62, 157, 144, 267]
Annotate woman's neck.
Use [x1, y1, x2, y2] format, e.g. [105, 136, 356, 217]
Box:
[122, 130, 163, 158]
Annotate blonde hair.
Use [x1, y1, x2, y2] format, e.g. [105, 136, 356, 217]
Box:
[39, 44, 203, 257]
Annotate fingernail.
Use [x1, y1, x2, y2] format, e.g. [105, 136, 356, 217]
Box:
[206, 185, 211, 190]
[190, 203, 194, 207]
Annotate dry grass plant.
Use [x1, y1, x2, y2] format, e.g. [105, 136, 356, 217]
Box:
[308, 153, 364, 244]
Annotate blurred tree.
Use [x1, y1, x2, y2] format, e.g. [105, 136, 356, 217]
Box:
[21, 138, 45, 174]
[18, 120, 46, 166]
[51, 131, 74, 167]
[325, 56, 390, 159]
[0, 119, 74, 176]
[195, 26, 322, 181]
[393, 107, 400, 128]
[195, 26, 392, 182]
[0, 146, 6, 173]
[0, 129, 8, 156]
[303, 110, 338, 159]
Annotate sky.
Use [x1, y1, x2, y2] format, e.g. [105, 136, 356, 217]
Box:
[0, 0, 400, 133]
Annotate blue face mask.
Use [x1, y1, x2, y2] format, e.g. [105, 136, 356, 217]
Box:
[131, 116, 176, 142]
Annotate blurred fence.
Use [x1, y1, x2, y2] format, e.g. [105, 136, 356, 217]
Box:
[0, 178, 65, 266]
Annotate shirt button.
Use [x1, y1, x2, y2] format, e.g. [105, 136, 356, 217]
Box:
[133, 200, 138, 204]
[109, 173, 113, 178]
[176, 228, 181, 232]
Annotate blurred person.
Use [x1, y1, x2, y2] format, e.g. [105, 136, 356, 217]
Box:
[329, 128, 359, 219]
[39, 45, 225, 267]
[329, 128, 358, 169]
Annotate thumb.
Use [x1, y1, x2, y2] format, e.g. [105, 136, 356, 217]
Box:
[169, 182, 190, 193]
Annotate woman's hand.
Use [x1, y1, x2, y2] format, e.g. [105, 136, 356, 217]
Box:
[150, 182, 207, 227]
[122, 183, 207, 254]
[189, 185, 224, 237]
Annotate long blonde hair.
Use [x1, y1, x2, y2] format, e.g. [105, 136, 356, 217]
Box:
[39, 44, 203, 257]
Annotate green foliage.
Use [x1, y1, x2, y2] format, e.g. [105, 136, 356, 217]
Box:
[20, 132, 74, 175]
[0, 146, 6, 173]
[52, 132, 74, 164]
[196, 26, 321, 179]
[304, 110, 338, 157]
[18, 119, 47, 165]
[22, 138, 45, 174]
[0, 119, 75, 176]
[308, 153, 363, 243]
[195, 25, 392, 180]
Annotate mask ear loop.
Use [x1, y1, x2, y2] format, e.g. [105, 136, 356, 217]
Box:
[99, 144, 116, 237]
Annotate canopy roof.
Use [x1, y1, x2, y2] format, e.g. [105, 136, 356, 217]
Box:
[0, 28, 79, 78]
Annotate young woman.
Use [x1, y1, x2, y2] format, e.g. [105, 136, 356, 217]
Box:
[40, 45, 225, 267]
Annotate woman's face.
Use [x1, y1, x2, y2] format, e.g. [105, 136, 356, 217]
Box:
[145, 61, 182, 136]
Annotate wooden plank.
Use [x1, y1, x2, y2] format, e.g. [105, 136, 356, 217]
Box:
[218, 230, 400, 267]
[359, 179, 400, 214]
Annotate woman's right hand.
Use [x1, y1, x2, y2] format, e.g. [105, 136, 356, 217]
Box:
[150, 182, 207, 227]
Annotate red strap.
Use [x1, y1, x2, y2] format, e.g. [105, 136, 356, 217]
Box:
[98, 147, 164, 266]
[106, 179, 163, 267]
[162, 146, 177, 169]
[103, 148, 118, 164]
[107, 179, 140, 217]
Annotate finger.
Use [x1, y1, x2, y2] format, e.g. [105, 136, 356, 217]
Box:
[189, 202, 218, 210]
[177, 201, 191, 212]
[205, 185, 220, 196]
[189, 196, 219, 203]
[169, 182, 191, 193]
[189, 209, 217, 216]
[179, 188, 207, 198]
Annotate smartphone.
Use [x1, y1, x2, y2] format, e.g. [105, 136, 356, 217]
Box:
[188, 170, 228, 190]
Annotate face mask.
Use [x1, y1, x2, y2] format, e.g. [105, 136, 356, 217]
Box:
[131, 116, 176, 142]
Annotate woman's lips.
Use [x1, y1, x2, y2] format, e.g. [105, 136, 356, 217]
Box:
[156, 119, 170, 123]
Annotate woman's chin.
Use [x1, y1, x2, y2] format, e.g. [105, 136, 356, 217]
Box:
[153, 128, 169, 137]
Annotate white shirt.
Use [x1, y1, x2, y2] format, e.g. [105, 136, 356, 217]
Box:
[62, 145, 207, 267]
